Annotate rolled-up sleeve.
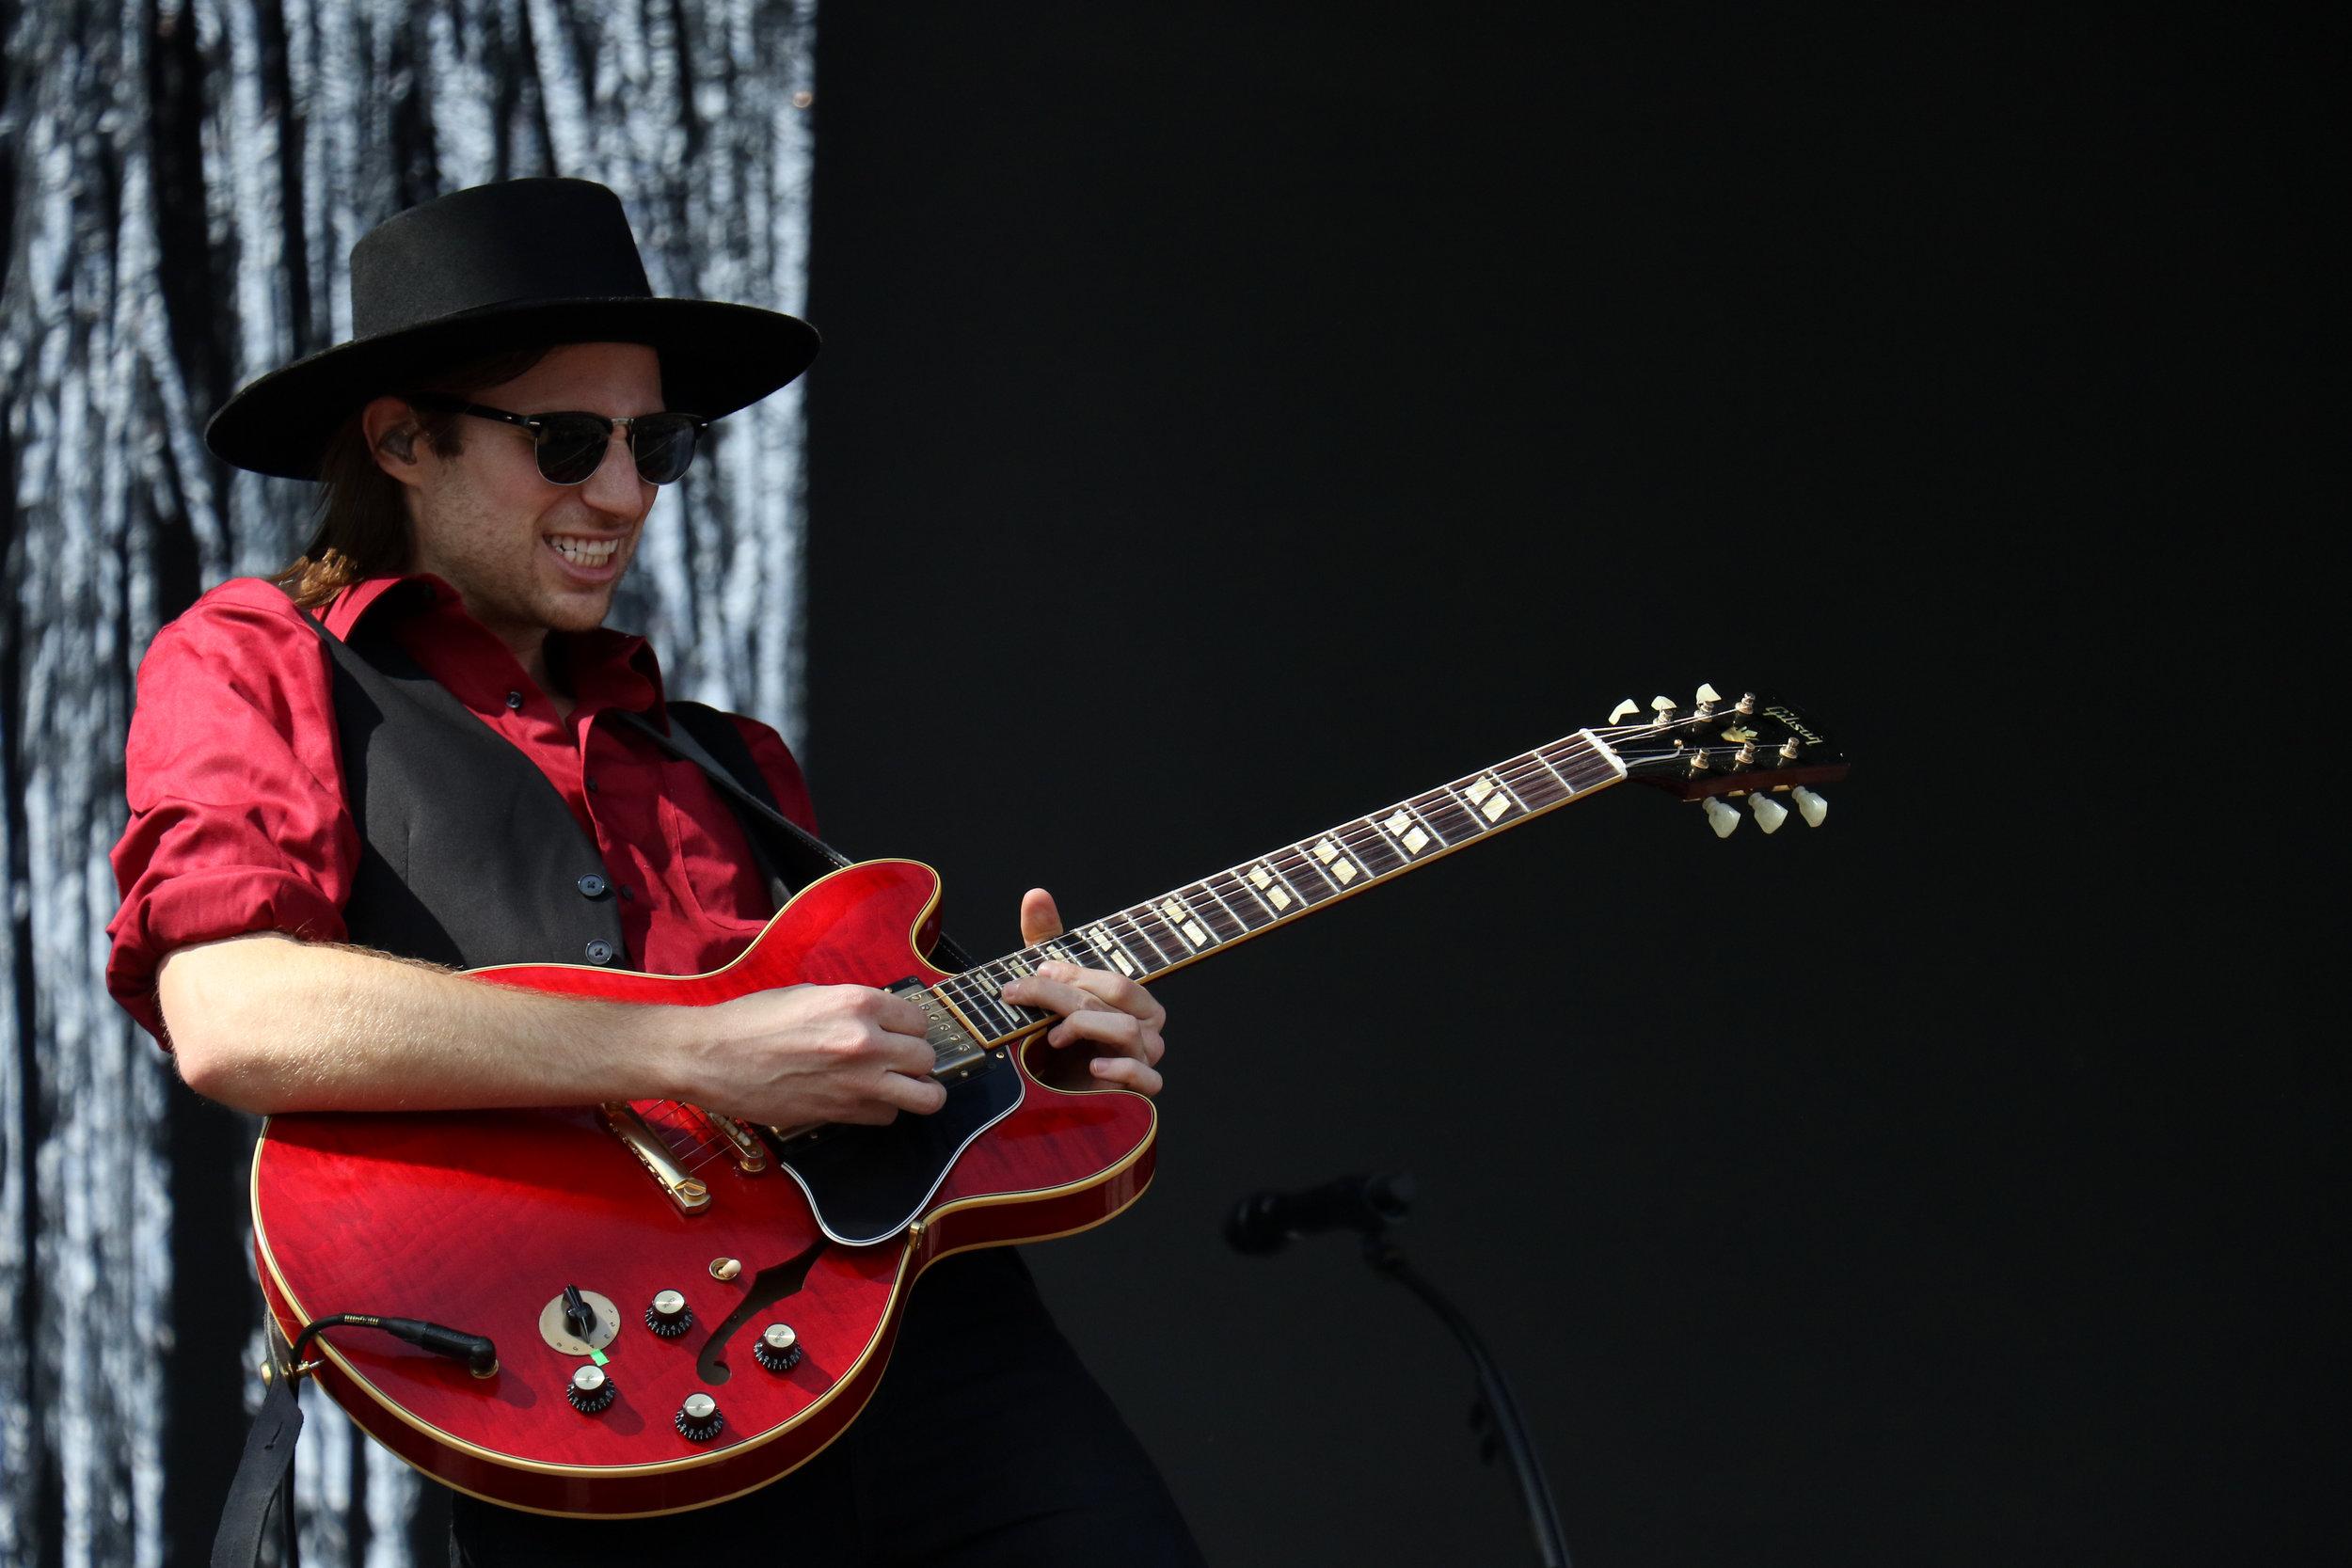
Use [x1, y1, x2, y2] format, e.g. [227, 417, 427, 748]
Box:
[106, 580, 360, 1042]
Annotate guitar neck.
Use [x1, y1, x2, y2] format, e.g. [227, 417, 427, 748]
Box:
[930, 730, 1628, 1045]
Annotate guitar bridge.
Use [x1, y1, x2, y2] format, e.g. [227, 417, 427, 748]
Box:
[600, 1101, 712, 1213]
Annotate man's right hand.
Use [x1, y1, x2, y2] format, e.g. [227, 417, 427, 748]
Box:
[685, 985, 946, 1129]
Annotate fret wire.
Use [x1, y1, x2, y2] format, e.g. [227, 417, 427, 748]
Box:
[1090, 911, 1151, 970]
[1190, 878, 1244, 934]
[1204, 870, 1269, 930]
[1185, 890, 1231, 943]
[1527, 747, 1576, 795]
[1399, 796, 1454, 849]
[1111, 910, 1177, 971]
[1216, 867, 1279, 926]
[970, 981, 1025, 1038]
[1131, 904, 1192, 962]
[972, 965, 1030, 1033]
[1184, 882, 1248, 942]
[1087, 918, 1152, 977]
[1151, 890, 1217, 950]
[1415, 788, 1483, 843]
[1258, 854, 1311, 910]
[1283, 846, 1341, 901]
[1532, 749, 1598, 796]
[1342, 818, 1409, 877]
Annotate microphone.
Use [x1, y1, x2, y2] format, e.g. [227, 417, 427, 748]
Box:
[1224, 1171, 1417, 1255]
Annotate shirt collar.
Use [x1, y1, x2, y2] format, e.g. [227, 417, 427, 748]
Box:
[324, 573, 669, 724]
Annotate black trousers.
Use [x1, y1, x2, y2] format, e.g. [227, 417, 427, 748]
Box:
[451, 1249, 1203, 1566]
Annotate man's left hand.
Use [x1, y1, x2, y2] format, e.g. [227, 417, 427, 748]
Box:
[996, 887, 1168, 1097]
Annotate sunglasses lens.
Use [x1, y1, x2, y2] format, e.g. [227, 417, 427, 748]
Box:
[533, 416, 612, 484]
[631, 416, 701, 484]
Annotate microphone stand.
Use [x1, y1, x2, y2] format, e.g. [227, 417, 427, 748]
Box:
[1359, 1227, 1569, 1568]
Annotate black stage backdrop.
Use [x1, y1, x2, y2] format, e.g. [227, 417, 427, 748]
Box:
[801, 8, 2326, 1568]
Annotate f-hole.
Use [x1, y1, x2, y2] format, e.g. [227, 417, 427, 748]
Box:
[695, 1237, 829, 1385]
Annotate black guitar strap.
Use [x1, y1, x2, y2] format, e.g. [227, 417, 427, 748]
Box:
[211, 1365, 300, 1568]
[615, 706, 979, 973]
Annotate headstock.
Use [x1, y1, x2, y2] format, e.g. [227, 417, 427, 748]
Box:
[1595, 683, 1848, 839]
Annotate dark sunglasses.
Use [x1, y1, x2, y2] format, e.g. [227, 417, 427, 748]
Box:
[405, 393, 709, 485]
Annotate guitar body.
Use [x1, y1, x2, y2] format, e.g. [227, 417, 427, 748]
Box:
[251, 859, 1157, 1517]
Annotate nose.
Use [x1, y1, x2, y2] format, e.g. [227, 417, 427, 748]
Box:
[578, 425, 651, 518]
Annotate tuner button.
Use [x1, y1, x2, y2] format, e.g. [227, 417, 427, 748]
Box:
[1651, 695, 1678, 715]
[1790, 786, 1829, 828]
[1702, 798, 1741, 838]
[1696, 682, 1723, 705]
[645, 1290, 693, 1338]
[753, 1323, 803, 1374]
[565, 1364, 616, 1415]
[1607, 698, 1641, 724]
[1748, 793, 1789, 834]
[675, 1392, 724, 1443]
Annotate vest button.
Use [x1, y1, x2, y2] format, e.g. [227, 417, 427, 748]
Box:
[577, 874, 609, 898]
[505, 690, 524, 710]
[584, 941, 614, 965]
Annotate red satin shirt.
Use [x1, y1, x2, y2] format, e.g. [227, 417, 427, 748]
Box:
[106, 575, 818, 1042]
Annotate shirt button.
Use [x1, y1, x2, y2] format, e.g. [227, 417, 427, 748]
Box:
[506, 690, 524, 709]
[584, 941, 614, 965]
[577, 874, 609, 898]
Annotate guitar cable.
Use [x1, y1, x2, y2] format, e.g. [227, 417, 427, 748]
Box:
[290, 1313, 501, 1378]
[216, 1315, 499, 1568]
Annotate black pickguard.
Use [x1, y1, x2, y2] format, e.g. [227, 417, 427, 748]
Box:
[769, 1053, 1024, 1244]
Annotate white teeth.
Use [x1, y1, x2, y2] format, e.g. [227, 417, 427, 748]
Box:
[548, 536, 619, 565]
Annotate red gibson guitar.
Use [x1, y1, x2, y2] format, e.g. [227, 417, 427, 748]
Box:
[252, 686, 1846, 1516]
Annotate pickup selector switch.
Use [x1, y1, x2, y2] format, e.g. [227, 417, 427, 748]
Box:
[644, 1290, 693, 1338]
[675, 1392, 723, 1443]
[565, 1364, 615, 1415]
[753, 1323, 803, 1373]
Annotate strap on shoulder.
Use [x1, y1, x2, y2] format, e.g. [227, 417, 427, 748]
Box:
[616, 707, 977, 971]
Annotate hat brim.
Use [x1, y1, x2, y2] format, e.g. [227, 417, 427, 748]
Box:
[204, 297, 820, 480]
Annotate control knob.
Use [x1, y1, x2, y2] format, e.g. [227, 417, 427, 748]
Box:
[565, 1364, 615, 1416]
[753, 1323, 803, 1374]
[675, 1392, 723, 1443]
[644, 1290, 693, 1338]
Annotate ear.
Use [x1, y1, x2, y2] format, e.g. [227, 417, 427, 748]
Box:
[359, 395, 424, 485]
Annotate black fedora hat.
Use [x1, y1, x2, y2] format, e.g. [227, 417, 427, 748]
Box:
[205, 178, 819, 480]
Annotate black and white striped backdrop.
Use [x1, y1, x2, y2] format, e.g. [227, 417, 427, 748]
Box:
[2, 3, 818, 1561]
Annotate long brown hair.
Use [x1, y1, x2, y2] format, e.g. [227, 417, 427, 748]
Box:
[273, 346, 552, 608]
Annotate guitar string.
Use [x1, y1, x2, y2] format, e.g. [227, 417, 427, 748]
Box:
[928, 732, 1753, 1003]
[926, 727, 1773, 1033]
[635, 722, 1805, 1164]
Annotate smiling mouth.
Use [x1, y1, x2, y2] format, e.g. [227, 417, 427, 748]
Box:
[548, 534, 622, 567]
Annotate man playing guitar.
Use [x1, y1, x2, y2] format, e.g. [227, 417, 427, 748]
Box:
[107, 178, 1201, 1564]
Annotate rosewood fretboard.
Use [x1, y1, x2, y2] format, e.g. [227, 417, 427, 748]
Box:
[927, 731, 1626, 1045]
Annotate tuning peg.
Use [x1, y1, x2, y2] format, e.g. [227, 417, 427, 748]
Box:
[1607, 699, 1641, 724]
[1695, 682, 1723, 705]
[1701, 797, 1740, 838]
[1747, 793, 1788, 833]
[1790, 786, 1828, 828]
[1651, 695, 1678, 721]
